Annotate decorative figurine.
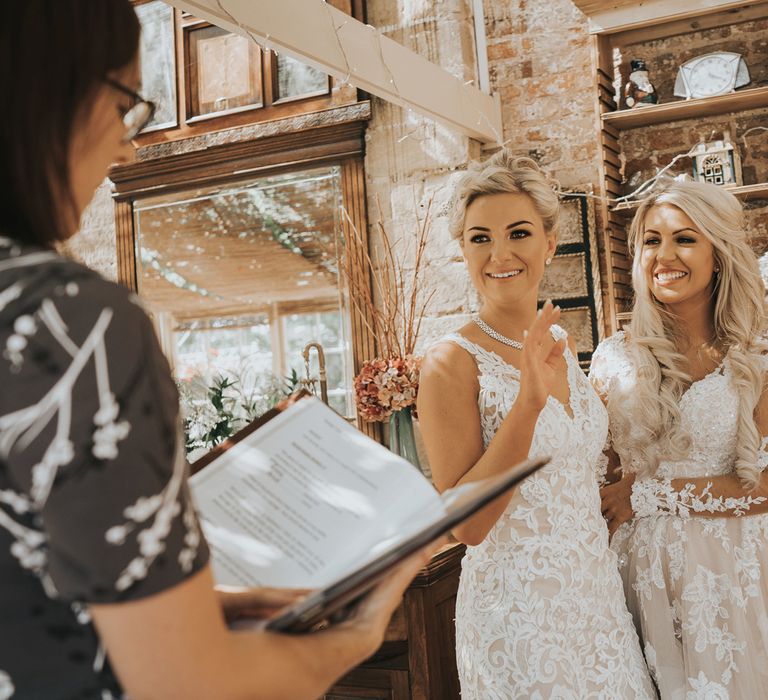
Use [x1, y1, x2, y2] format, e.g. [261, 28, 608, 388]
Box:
[691, 131, 742, 187]
[624, 59, 659, 109]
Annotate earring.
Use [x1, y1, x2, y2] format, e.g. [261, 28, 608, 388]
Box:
[714, 266, 720, 274]
[545, 258, 552, 266]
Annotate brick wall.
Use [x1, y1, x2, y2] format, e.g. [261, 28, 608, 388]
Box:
[615, 17, 768, 253]
[364, 0, 605, 352]
[67, 181, 119, 280]
[484, 0, 599, 189]
[70, 1, 768, 346]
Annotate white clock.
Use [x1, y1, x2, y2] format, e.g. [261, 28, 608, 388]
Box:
[674, 51, 750, 99]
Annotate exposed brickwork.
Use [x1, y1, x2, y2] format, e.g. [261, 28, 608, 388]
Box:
[69, 1, 768, 350]
[615, 17, 768, 254]
[484, 0, 600, 189]
[66, 181, 119, 280]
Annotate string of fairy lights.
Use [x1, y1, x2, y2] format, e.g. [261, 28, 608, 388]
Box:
[212, 0, 763, 210]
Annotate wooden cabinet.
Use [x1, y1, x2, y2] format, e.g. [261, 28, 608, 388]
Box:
[589, 1, 768, 328]
[323, 542, 464, 700]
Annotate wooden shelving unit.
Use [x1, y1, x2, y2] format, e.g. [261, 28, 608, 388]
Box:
[602, 86, 768, 130]
[574, 0, 765, 36]
[589, 1, 768, 332]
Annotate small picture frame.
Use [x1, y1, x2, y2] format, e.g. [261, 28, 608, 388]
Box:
[558, 306, 595, 354]
[273, 54, 330, 104]
[540, 253, 589, 300]
[185, 24, 264, 119]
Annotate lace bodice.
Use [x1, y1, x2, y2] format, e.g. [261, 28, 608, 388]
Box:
[443, 328, 654, 699]
[444, 328, 612, 548]
[591, 331, 751, 480]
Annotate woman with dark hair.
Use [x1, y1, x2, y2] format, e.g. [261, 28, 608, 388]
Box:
[0, 2, 434, 698]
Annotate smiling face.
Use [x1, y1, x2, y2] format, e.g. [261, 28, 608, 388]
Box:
[461, 192, 556, 310]
[639, 203, 718, 310]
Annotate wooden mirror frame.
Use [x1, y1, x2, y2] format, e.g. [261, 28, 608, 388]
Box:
[109, 115, 378, 438]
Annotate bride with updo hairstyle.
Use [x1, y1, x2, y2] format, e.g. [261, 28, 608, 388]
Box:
[592, 179, 768, 697]
[417, 149, 654, 698]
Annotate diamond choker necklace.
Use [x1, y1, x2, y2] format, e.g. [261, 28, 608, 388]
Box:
[473, 316, 524, 350]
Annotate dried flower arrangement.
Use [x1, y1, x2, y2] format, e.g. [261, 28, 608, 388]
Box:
[339, 196, 435, 425]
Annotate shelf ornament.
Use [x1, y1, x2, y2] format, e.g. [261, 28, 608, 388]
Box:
[623, 59, 659, 109]
[691, 132, 743, 187]
[674, 51, 750, 99]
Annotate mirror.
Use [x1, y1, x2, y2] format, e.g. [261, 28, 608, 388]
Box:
[132, 165, 355, 459]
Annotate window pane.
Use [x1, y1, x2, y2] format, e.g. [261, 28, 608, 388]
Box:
[276, 53, 328, 101]
[134, 165, 355, 452]
[283, 311, 352, 417]
[135, 0, 177, 129]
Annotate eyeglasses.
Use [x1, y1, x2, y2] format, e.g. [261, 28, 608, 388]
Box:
[105, 78, 156, 142]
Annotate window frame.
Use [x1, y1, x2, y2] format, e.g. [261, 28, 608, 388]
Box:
[110, 117, 377, 438]
[130, 0, 365, 146]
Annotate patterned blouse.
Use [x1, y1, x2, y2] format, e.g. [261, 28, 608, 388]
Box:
[0, 238, 209, 699]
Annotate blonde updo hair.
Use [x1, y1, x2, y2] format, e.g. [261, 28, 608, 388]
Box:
[622, 179, 768, 487]
[448, 150, 561, 241]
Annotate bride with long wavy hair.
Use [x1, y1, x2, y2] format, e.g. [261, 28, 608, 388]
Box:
[592, 179, 768, 697]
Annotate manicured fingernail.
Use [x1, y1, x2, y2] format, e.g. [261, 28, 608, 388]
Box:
[545, 299, 552, 308]
[554, 305, 561, 312]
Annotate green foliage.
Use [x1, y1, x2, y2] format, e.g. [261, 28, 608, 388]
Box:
[178, 368, 292, 458]
[198, 375, 240, 449]
[283, 367, 301, 395]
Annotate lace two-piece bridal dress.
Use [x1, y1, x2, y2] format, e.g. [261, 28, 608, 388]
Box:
[591, 331, 768, 698]
[443, 329, 654, 699]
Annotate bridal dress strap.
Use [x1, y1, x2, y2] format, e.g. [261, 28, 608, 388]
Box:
[439, 333, 520, 378]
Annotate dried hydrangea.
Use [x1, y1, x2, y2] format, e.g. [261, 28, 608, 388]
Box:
[354, 355, 421, 421]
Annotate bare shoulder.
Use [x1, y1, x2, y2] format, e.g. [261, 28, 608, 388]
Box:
[421, 337, 478, 388]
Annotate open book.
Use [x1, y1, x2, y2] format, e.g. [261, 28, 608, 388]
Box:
[189, 396, 548, 632]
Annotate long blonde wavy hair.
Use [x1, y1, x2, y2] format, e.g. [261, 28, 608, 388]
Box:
[622, 179, 767, 487]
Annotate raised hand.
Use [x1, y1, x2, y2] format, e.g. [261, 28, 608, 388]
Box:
[517, 300, 566, 413]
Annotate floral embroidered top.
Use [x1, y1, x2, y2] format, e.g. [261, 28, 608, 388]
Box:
[0, 239, 209, 699]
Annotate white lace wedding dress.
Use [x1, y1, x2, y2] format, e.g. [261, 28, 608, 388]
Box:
[591, 332, 768, 699]
[444, 329, 655, 699]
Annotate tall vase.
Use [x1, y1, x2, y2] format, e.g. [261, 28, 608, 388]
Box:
[388, 406, 421, 470]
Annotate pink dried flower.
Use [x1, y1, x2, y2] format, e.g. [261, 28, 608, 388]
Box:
[354, 355, 422, 422]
